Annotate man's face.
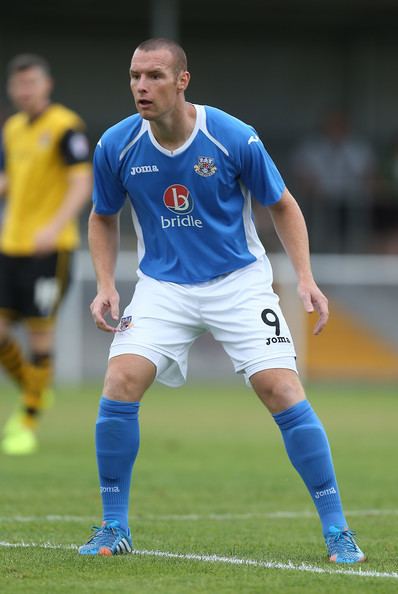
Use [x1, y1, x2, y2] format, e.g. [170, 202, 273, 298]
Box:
[7, 66, 52, 115]
[129, 48, 188, 121]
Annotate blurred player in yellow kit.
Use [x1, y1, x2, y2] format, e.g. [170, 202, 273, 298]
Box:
[0, 54, 92, 454]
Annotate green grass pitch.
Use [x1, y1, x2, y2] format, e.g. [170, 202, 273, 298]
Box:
[1, 380, 397, 593]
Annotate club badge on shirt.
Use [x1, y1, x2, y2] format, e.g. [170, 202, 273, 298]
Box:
[38, 132, 52, 147]
[194, 156, 217, 177]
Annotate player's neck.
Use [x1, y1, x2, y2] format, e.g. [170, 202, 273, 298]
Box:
[25, 99, 51, 122]
[149, 102, 196, 152]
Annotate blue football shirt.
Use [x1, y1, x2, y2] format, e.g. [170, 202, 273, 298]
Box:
[93, 104, 285, 283]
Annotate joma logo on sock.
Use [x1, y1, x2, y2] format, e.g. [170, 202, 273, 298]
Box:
[100, 486, 120, 493]
[315, 487, 336, 499]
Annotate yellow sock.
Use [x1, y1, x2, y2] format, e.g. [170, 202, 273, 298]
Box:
[0, 337, 27, 387]
[21, 356, 53, 429]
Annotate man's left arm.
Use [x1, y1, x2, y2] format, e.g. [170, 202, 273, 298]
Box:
[34, 168, 92, 254]
[34, 128, 92, 254]
[268, 188, 329, 335]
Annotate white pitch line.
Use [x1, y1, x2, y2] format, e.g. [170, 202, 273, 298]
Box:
[0, 541, 397, 580]
[139, 509, 398, 521]
[0, 515, 95, 523]
[0, 541, 76, 550]
[135, 549, 398, 580]
[0, 509, 398, 523]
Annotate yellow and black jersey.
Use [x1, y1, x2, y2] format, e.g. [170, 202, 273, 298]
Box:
[0, 103, 91, 256]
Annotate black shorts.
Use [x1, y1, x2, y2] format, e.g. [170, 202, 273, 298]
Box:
[0, 251, 72, 323]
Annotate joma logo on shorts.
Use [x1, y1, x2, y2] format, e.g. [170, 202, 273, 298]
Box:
[315, 487, 336, 499]
[131, 165, 159, 175]
[100, 486, 120, 493]
[266, 336, 291, 345]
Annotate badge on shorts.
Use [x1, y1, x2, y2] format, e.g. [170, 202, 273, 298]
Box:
[194, 156, 217, 177]
[118, 316, 133, 332]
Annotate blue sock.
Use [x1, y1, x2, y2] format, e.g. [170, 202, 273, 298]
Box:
[96, 396, 140, 534]
[273, 400, 347, 535]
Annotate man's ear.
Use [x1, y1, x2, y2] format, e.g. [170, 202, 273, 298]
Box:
[177, 70, 190, 92]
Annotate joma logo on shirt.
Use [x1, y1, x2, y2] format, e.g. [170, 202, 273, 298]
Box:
[131, 165, 159, 175]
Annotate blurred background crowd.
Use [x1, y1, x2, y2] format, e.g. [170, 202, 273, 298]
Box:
[263, 108, 398, 255]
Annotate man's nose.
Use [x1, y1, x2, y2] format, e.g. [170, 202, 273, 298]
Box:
[137, 76, 148, 92]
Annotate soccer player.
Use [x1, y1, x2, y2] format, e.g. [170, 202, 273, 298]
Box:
[0, 54, 92, 454]
[79, 38, 366, 563]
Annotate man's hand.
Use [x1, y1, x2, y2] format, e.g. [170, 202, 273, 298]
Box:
[297, 279, 329, 335]
[90, 288, 120, 333]
[0, 172, 8, 197]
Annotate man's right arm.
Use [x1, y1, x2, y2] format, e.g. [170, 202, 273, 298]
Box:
[0, 172, 7, 197]
[88, 209, 121, 333]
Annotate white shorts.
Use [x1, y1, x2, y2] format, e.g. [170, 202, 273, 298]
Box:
[110, 257, 297, 387]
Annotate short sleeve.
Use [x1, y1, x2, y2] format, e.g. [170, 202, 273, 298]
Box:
[92, 139, 127, 214]
[59, 129, 90, 165]
[239, 129, 285, 206]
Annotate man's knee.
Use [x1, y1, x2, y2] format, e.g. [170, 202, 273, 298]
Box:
[250, 368, 306, 414]
[26, 327, 55, 356]
[103, 354, 156, 402]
